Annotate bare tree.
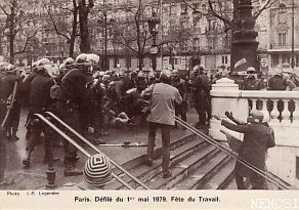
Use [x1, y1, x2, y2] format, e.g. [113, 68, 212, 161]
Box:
[109, 0, 152, 71]
[0, 0, 41, 63]
[182, 0, 278, 71]
[78, 0, 94, 53]
[43, 0, 79, 57]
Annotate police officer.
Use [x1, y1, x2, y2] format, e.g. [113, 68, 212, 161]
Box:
[243, 67, 263, 90]
[60, 54, 93, 176]
[191, 66, 210, 128]
[0, 64, 21, 141]
[22, 58, 55, 168]
[171, 70, 187, 124]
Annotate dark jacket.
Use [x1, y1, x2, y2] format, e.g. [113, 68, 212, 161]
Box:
[268, 75, 287, 90]
[61, 68, 92, 127]
[29, 74, 53, 113]
[222, 120, 275, 176]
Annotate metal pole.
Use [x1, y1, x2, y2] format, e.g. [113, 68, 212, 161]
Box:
[160, 0, 163, 70]
[291, 0, 295, 69]
[35, 113, 135, 190]
[104, 0, 108, 71]
[44, 111, 150, 190]
[0, 129, 5, 183]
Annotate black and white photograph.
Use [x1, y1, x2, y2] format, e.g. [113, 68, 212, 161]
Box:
[0, 0, 298, 197]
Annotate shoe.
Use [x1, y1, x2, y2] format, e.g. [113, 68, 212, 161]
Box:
[144, 158, 153, 167]
[91, 139, 106, 145]
[43, 157, 60, 164]
[22, 159, 30, 169]
[9, 135, 19, 142]
[162, 171, 172, 178]
[64, 167, 83, 177]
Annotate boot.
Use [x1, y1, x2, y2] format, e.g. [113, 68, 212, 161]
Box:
[10, 128, 19, 142]
[22, 149, 32, 169]
[64, 162, 83, 177]
[5, 128, 11, 140]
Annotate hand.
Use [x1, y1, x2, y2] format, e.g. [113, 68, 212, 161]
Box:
[212, 114, 221, 121]
[225, 111, 233, 119]
[87, 126, 95, 134]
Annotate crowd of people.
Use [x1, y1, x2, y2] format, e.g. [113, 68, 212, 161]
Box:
[0, 54, 212, 179]
[0, 54, 297, 187]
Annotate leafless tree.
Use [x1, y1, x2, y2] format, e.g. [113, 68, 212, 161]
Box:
[78, 0, 94, 53]
[43, 0, 79, 57]
[0, 0, 41, 63]
[109, 0, 152, 71]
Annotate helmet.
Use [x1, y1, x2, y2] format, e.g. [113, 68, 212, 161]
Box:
[63, 57, 75, 68]
[0, 62, 9, 71]
[246, 67, 256, 73]
[137, 71, 146, 78]
[102, 74, 111, 82]
[75, 53, 91, 66]
[249, 110, 269, 123]
[33, 58, 51, 72]
[83, 154, 112, 188]
[4, 64, 16, 73]
[160, 70, 172, 83]
[171, 70, 179, 77]
[44, 63, 60, 78]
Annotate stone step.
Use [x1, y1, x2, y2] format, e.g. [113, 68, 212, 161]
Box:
[104, 134, 205, 190]
[174, 152, 229, 190]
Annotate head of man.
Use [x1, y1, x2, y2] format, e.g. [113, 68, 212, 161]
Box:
[63, 57, 75, 71]
[160, 70, 172, 84]
[33, 58, 52, 75]
[246, 67, 257, 79]
[248, 110, 269, 124]
[75, 54, 91, 73]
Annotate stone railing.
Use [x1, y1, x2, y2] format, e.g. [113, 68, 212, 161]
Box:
[208, 78, 299, 185]
[209, 78, 299, 146]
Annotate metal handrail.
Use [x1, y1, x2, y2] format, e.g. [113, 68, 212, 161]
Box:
[175, 117, 292, 190]
[43, 111, 150, 190]
[34, 113, 135, 190]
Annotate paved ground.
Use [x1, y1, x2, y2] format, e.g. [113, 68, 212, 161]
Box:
[0, 108, 200, 190]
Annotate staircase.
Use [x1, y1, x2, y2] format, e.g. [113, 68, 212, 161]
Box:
[104, 133, 291, 190]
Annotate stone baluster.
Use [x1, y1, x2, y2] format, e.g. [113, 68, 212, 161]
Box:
[261, 99, 268, 112]
[251, 98, 257, 112]
[292, 99, 299, 126]
[281, 99, 291, 125]
[270, 99, 280, 124]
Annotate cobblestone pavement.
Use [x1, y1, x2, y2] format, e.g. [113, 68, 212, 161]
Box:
[0, 109, 201, 190]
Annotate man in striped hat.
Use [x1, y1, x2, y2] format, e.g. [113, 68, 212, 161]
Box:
[59, 153, 112, 190]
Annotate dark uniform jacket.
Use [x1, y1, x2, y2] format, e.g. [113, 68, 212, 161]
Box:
[29, 74, 53, 113]
[222, 120, 275, 176]
[268, 75, 287, 90]
[61, 68, 92, 127]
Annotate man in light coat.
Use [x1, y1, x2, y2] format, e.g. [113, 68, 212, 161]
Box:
[142, 70, 182, 178]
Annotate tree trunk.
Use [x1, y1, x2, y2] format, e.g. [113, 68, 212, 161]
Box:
[69, 2, 78, 57]
[78, 0, 91, 53]
[138, 55, 143, 71]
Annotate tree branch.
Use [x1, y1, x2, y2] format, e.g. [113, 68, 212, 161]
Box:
[208, 0, 232, 26]
[254, 0, 278, 19]
[14, 30, 38, 55]
[45, 4, 71, 41]
[0, 4, 9, 16]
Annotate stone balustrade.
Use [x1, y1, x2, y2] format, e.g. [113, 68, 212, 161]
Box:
[209, 78, 299, 185]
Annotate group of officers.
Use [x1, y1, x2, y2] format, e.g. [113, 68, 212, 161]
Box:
[0, 55, 288, 188]
[0, 55, 211, 178]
